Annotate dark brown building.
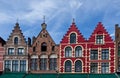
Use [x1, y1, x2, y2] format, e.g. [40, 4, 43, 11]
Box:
[0, 37, 5, 73]
[3, 22, 28, 72]
[115, 24, 120, 71]
[28, 22, 59, 73]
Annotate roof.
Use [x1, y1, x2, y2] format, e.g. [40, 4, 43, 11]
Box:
[0, 73, 119, 78]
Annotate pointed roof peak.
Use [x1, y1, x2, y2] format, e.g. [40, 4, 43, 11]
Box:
[72, 18, 75, 24]
[41, 16, 47, 30]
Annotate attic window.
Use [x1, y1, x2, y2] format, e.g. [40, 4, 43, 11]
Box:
[41, 42, 47, 52]
[96, 35, 103, 44]
[14, 37, 18, 45]
[70, 33, 76, 43]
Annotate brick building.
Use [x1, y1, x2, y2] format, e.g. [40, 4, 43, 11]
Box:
[59, 21, 86, 73]
[87, 22, 115, 73]
[0, 37, 5, 73]
[59, 21, 115, 73]
[28, 21, 59, 73]
[3, 22, 28, 72]
[115, 24, 120, 72]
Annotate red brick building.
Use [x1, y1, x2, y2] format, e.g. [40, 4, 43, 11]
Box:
[0, 37, 5, 73]
[59, 21, 86, 73]
[87, 22, 115, 73]
[59, 21, 115, 73]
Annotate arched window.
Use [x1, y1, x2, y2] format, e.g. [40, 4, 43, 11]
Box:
[14, 37, 18, 45]
[65, 60, 72, 72]
[65, 47, 72, 57]
[70, 33, 76, 43]
[75, 46, 82, 57]
[41, 42, 47, 51]
[75, 60, 82, 72]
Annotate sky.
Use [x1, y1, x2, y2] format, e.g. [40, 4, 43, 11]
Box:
[0, 0, 120, 44]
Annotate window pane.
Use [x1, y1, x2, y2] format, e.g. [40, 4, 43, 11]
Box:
[49, 58, 57, 70]
[101, 63, 109, 73]
[90, 50, 98, 60]
[8, 48, 14, 55]
[31, 59, 37, 70]
[65, 47, 72, 57]
[102, 49, 109, 60]
[40, 58, 47, 70]
[75, 46, 82, 57]
[20, 60, 26, 72]
[14, 37, 18, 45]
[18, 48, 24, 55]
[12, 60, 18, 72]
[65, 60, 71, 72]
[96, 35, 103, 44]
[90, 63, 98, 73]
[70, 33, 76, 43]
[75, 60, 82, 72]
[41, 42, 47, 51]
[4, 60, 11, 72]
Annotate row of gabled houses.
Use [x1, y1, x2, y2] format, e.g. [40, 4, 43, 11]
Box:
[0, 20, 120, 74]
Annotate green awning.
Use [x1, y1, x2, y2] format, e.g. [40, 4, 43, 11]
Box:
[0, 72, 26, 78]
[0, 73, 119, 78]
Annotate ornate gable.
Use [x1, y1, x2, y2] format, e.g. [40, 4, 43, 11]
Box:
[60, 22, 86, 43]
[88, 22, 113, 42]
[6, 22, 26, 45]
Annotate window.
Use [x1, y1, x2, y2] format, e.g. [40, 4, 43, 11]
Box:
[96, 35, 103, 44]
[70, 33, 76, 43]
[31, 59, 37, 70]
[90, 63, 98, 73]
[75, 60, 82, 72]
[14, 37, 18, 45]
[40, 58, 47, 70]
[4, 60, 11, 72]
[20, 60, 26, 72]
[65, 60, 72, 72]
[65, 47, 72, 57]
[18, 48, 24, 55]
[52, 46, 55, 51]
[75, 46, 82, 57]
[102, 49, 109, 60]
[90, 50, 98, 60]
[41, 42, 47, 51]
[33, 47, 36, 52]
[8, 48, 14, 55]
[49, 58, 57, 70]
[12, 60, 18, 72]
[101, 63, 109, 73]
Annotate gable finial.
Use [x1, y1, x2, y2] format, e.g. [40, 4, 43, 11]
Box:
[15, 18, 19, 26]
[72, 18, 75, 24]
[43, 15, 45, 23]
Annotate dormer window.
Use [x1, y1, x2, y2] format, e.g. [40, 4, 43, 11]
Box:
[14, 37, 18, 45]
[70, 33, 76, 43]
[96, 35, 103, 44]
[41, 42, 47, 52]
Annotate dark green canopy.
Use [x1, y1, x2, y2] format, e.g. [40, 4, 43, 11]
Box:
[0, 73, 119, 78]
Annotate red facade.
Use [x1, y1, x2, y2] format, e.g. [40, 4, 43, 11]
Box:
[59, 22, 115, 73]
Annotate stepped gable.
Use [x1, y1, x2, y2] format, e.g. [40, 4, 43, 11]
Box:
[60, 21, 86, 43]
[88, 22, 113, 42]
[7, 22, 26, 44]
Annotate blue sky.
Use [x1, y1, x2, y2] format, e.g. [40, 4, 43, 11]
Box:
[0, 0, 120, 44]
